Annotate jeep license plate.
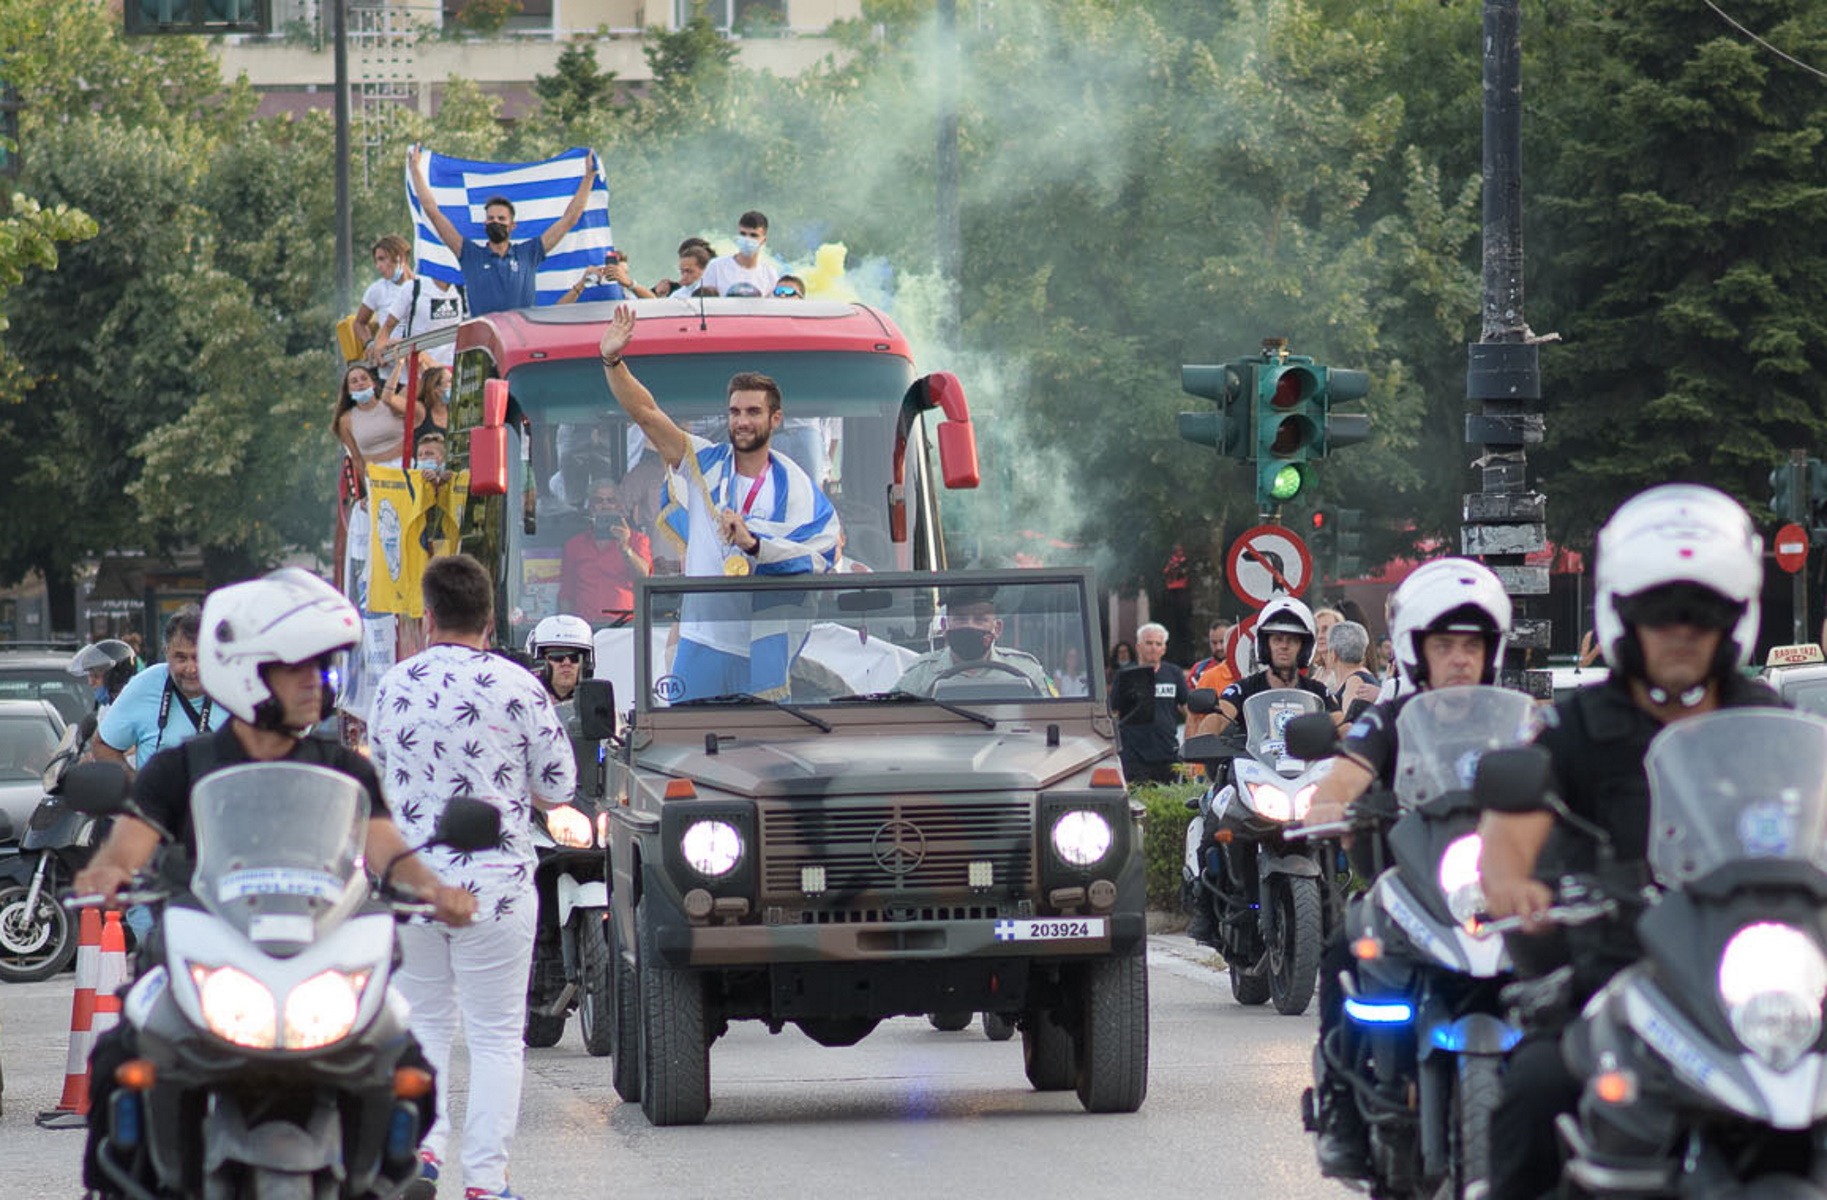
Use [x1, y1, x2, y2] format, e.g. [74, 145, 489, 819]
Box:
[992, 917, 1107, 942]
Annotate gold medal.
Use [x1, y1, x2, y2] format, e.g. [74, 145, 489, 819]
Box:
[723, 554, 752, 576]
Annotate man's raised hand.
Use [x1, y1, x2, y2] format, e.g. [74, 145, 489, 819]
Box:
[599, 305, 636, 361]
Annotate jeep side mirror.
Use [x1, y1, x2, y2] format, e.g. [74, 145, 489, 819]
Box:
[577, 678, 617, 742]
[1285, 713, 1339, 761]
[1186, 687, 1218, 715]
[1473, 746, 1554, 814]
[434, 797, 502, 854]
[60, 761, 132, 817]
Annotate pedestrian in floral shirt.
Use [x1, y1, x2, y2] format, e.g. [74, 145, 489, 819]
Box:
[368, 554, 575, 1200]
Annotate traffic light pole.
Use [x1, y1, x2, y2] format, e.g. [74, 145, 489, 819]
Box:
[1464, 0, 1550, 694]
[1792, 448, 1809, 645]
[333, 0, 352, 318]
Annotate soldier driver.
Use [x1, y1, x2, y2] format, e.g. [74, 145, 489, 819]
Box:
[896, 586, 1056, 697]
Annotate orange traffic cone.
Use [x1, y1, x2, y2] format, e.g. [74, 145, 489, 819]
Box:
[35, 907, 107, 1129]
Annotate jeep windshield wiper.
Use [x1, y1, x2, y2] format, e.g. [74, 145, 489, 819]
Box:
[670, 693, 832, 733]
[831, 690, 997, 730]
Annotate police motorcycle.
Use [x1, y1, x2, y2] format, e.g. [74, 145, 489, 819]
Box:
[1483, 708, 1827, 1198]
[1183, 688, 1337, 1014]
[1294, 684, 1538, 1200]
[522, 616, 615, 1055]
[60, 758, 500, 1200]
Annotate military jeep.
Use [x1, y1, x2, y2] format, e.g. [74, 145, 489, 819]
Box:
[594, 567, 1147, 1125]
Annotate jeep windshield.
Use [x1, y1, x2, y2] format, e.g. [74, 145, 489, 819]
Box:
[633, 570, 1102, 712]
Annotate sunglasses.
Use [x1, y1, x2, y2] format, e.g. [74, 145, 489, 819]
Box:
[772, 286, 802, 298]
[545, 652, 583, 664]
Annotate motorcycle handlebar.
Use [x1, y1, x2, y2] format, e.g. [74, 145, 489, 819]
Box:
[1479, 898, 1618, 935]
[61, 889, 166, 909]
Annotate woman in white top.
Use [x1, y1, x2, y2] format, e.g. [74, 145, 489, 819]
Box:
[331, 360, 408, 482]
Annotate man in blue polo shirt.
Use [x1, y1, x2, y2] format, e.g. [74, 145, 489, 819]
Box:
[408, 145, 597, 315]
[94, 605, 227, 772]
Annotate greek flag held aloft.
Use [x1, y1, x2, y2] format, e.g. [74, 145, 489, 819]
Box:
[406, 147, 625, 306]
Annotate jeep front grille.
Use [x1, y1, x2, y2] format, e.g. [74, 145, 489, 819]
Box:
[758, 797, 1034, 899]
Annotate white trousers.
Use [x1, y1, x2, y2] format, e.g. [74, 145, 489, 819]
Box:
[396, 902, 537, 1193]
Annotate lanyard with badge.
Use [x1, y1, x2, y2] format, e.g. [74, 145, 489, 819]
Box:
[154, 674, 212, 752]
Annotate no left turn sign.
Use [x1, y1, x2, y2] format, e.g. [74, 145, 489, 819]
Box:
[1226, 524, 1313, 608]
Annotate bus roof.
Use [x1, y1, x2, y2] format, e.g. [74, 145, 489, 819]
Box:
[454, 298, 915, 375]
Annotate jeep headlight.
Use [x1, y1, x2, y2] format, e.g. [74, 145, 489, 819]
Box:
[190, 965, 278, 1049]
[1051, 810, 1112, 867]
[681, 820, 743, 878]
[547, 804, 593, 849]
[1720, 923, 1827, 1071]
[1438, 833, 1488, 932]
[284, 970, 370, 1050]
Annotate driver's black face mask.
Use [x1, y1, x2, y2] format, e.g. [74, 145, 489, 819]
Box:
[946, 626, 994, 661]
[485, 221, 510, 244]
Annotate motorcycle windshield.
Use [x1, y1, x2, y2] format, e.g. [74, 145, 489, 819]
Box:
[1392, 686, 1539, 809]
[1241, 688, 1324, 770]
[190, 762, 370, 947]
[1647, 709, 1827, 885]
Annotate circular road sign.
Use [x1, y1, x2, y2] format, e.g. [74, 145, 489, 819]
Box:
[1776, 522, 1810, 575]
[1226, 524, 1314, 608]
[1225, 613, 1259, 681]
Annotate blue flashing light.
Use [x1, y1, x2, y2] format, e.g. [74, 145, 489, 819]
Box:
[1430, 1022, 1523, 1054]
[1344, 997, 1414, 1025]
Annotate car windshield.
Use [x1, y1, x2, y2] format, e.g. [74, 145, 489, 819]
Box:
[0, 669, 90, 724]
[1392, 685, 1540, 809]
[190, 761, 370, 947]
[0, 712, 60, 781]
[633, 571, 1099, 712]
[1646, 709, 1827, 885]
[1782, 678, 1827, 719]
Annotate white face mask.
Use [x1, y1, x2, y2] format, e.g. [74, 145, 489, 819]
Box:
[735, 234, 761, 257]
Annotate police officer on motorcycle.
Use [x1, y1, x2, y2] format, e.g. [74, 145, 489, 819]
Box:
[528, 614, 594, 705]
[1298, 556, 1513, 1179]
[1186, 596, 1342, 945]
[1478, 484, 1782, 1200]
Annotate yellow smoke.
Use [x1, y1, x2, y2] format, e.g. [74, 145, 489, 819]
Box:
[798, 243, 857, 302]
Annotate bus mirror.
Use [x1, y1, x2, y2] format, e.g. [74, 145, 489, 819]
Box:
[469, 426, 509, 496]
[936, 421, 980, 489]
[482, 379, 509, 428]
[923, 372, 969, 424]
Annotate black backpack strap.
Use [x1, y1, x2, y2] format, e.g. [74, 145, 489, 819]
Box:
[183, 732, 222, 792]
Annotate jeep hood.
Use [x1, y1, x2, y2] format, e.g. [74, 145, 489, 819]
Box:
[633, 730, 1114, 797]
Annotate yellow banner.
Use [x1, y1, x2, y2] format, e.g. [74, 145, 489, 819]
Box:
[365, 466, 469, 617]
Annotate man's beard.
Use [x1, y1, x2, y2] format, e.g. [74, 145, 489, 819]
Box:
[730, 424, 771, 453]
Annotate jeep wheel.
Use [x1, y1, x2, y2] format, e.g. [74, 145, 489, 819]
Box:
[1022, 1009, 1076, 1091]
[927, 1011, 972, 1032]
[982, 1012, 1015, 1042]
[578, 914, 614, 1058]
[610, 908, 641, 1102]
[637, 899, 710, 1126]
[1075, 953, 1148, 1113]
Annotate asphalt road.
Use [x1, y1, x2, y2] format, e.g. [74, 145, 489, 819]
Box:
[2, 936, 1358, 1199]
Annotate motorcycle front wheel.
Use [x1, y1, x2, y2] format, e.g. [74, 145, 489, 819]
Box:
[0, 881, 77, 983]
[1267, 875, 1321, 1016]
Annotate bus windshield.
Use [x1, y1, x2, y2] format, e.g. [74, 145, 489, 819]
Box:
[496, 349, 921, 649]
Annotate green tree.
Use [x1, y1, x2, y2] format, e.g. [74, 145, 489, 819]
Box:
[533, 42, 620, 129]
[643, 3, 738, 94]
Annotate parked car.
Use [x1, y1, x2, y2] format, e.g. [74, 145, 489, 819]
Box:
[0, 645, 90, 726]
[0, 698, 65, 838]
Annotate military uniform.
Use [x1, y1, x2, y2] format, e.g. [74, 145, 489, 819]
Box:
[896, 646, 1056, 697]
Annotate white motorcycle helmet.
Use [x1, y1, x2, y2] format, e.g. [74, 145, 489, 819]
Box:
[199, 568, 361, 732]
[1593, 484, 1761, 681]
[1254, 596, 1317, 671]
[526, 613, 595, 676]
[1388, 557, 1512, 689]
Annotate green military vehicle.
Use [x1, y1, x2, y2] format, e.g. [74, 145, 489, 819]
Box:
[584, 567, 1148, 1125]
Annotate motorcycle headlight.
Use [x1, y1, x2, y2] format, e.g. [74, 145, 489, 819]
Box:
[1246, 781, 1294, 822]
[284, 970, 370, 1050]
[547, 804, 593, 849]
[190, 965, 278, 1049]
[1051, 810, 1112, 867]
[681, 820, 743, 878]
[1291, 783, 1318, 821]
[595, 811, 611, 845]
[1437, 833, 1488, 933]
[1720, 923, 1827, 1072]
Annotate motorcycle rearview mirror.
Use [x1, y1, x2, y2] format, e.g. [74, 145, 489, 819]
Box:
[576, 678, 617, 742]
[1473, 746, 1554, 813]
[1284, 713, 1340, 761]
[1180, 733, 1237, 765]
[60, 761, 133, 817]
[1186, 687, 1219, 716]
[434, 798, 502, 854]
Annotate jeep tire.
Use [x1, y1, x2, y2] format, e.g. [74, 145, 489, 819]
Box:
[637, 898, 710, 1126]
[1075, 953, 1148, 1113]
[610, 907, 641, 1102]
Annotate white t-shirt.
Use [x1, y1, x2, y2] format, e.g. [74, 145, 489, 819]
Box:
[700, 254, 780, 298]
[669, 437, 778, 655]
[385, 277, 467, 366]
[360, 275, 406, 323]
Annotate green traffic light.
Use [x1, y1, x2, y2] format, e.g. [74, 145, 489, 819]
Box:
[1270, 464, 1303, 501]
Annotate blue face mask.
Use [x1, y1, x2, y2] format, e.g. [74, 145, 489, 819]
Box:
[390, 265, 405, 284]
[93, 683, 109, 702]
[351, 387, 376, 405]
[735, 234, 761, 257]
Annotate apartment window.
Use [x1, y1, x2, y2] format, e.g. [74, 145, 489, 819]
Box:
[674, 0, 786, 34]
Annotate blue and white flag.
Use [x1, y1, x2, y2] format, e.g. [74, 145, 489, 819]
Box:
[406, 146, 624, 306]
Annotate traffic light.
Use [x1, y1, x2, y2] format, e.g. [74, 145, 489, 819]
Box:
[125, 0, 266, 36]
[1178, 363, 1249, 459]
[1254, 355, 1324, 506]
[1771, 461, 1805, 523]
[1335, 507, 1364, 577]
